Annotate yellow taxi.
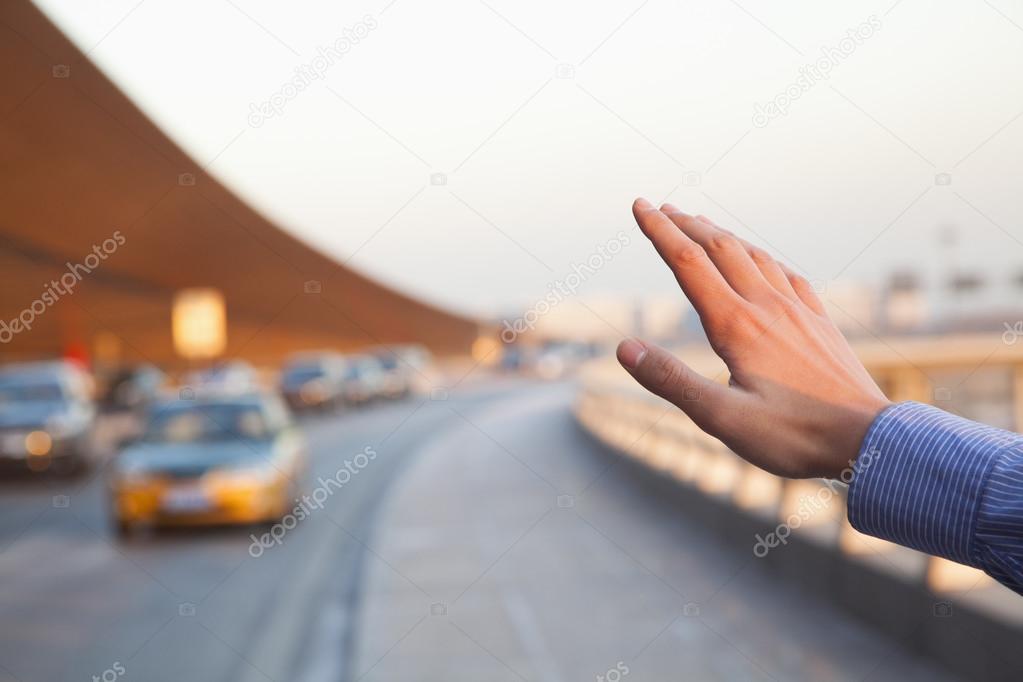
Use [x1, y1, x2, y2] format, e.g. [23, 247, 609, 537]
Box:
[109, 391, 306, 537]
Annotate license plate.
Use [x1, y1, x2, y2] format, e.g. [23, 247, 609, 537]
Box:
[162, 486, 211, 513]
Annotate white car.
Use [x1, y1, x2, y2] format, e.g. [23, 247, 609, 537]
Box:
[340, 355, 386, 405]
[0, 361, 96, 474]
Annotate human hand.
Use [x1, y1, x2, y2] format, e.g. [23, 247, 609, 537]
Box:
[617, 198, 891, 479]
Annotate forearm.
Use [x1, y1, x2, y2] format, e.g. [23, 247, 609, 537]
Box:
[848, 401, 1023, 594]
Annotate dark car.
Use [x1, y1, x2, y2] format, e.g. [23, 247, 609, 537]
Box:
[279, 353, 348, 411]
[0, 361, 96, 474]
[101, 364, 166, 412]
[184, 360, 261, 393]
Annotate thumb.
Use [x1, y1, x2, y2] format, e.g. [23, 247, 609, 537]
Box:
[616, 338, 736, 434]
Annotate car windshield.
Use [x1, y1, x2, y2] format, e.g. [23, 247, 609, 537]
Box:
[345, 364, 368, 380]
[0, 380, 65, 403]
[143, 403, 272, 443]
[283, 364, 325, 382]
[197, 366, 243, 382]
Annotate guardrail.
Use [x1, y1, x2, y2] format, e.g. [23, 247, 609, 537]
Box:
[574, 333, 1023, 678]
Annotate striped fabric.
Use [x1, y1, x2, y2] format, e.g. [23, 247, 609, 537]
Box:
[847, 401, 1023, 595]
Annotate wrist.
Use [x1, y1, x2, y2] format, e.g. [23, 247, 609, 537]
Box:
[822, 397, 892, 479]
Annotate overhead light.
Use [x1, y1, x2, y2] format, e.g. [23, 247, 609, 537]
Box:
[172, 288, 227, 360]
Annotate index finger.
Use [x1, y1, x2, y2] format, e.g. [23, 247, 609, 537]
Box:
[632, 198, 746, 325]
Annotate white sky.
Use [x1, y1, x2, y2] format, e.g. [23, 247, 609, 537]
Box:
[34, 0, 1023, 319]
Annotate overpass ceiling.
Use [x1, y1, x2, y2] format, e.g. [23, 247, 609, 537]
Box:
[0, 1, 479, 359]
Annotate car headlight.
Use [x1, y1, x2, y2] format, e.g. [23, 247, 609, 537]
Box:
[24, 431, 52, 457]
[299, 380, 328, 404]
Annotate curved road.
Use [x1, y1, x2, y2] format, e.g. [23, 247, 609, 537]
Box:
[0, 380, 957, 682]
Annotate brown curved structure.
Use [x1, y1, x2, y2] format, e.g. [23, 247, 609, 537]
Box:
[0, 1, 479, 367]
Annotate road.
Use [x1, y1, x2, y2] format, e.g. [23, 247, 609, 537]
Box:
[0, 379, 958, 682]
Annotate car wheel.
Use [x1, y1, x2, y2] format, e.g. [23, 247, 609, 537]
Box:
[112, 518, 133, 540]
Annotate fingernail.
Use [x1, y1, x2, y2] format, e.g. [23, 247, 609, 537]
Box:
[634, 197, 653, 210]
[617, 338, 647, 370]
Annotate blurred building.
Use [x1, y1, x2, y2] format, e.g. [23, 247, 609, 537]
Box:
[881, 270, 928, 332]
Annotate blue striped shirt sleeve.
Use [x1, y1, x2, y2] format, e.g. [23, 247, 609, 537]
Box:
[847, 401, 1023, 595]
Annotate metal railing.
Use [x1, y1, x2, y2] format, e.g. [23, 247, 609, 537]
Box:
[575, 332, 1023, 623]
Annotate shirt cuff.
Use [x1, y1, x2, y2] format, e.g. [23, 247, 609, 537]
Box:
[847, 401, 1013, 566]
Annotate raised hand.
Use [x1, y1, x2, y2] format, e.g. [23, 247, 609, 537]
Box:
[617, 198, 890, 479]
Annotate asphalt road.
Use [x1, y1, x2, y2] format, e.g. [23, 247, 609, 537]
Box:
[0, 379, 959, 682]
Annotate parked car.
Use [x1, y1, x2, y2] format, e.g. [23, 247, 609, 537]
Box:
[340, 355, 386, 405]
[279, 352, 347, 412]
[101, 364, 166, 412]
[108, 391, 306, 537]
[183, 360, 260, 394]
[0, 361, 96, 474]
[371, 345, 432, 399]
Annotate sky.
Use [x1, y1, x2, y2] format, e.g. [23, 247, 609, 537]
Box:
[33, 0, 1023, 322]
